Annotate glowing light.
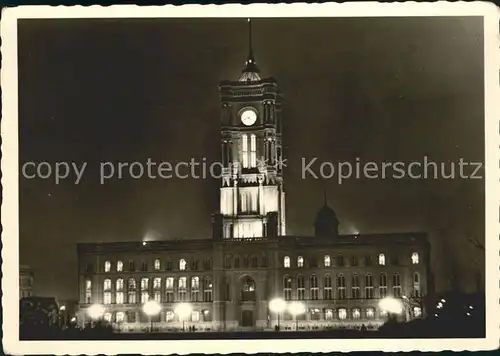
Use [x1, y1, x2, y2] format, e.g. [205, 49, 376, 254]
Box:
[142, 241, 147, 246]
[288, 301, 306, 316]
[87, 304, 105, 320]
[379, 297, 403, 315]
[142, 300, 162, 316]
[269, 298, 286, 313]
[440, 299, 446, 303]
[70, 317, 76, 322]
[174, 303, 192, 320]
[59, 305, 66, 311]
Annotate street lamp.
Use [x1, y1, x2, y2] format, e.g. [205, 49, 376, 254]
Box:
[143, 300, 162, 333]
[269, 298, 286, 331]
[288, 301, 306, 331]
[59, 305, 67, 329]
[174, 303, 192, 331]
[379, 297, 403, 321]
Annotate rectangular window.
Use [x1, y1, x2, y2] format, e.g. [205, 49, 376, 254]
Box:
[392, 273, 402, 297]
[141, 291, 149, 303]
[103, 292, 112, 305]
[165, 291, 174, 303]
[128, 291, 136, 304]
[242, 134, 249, 168]
[250, 134, 256, 168]
[115, 292, 124, 304]
[154, 291, 161, 303]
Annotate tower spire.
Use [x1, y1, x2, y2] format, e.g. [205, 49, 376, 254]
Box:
[239, 18, 261, 82]
[247, 18, 255, 64]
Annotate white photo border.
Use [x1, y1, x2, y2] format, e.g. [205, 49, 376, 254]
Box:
[2, 2, 499, 354]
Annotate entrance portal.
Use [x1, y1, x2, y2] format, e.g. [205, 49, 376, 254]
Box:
[241, 310, 254, 327]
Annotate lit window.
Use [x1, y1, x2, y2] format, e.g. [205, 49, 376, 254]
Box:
[324, 255, 331, 267]
[297, 256, 304, 268]
[117, 261, 123, 272]
[128, 278, 136, 290]
[283, 276, 292, 300]
[310, 274, 319, 300]
[366, 308, 375, 319]
[297, 275, 305, 300]
[166, 311, 175, 322]
[141, 291, 149, 303]
[379, 273, 387, 298]
[103, 279, 111, 291]
[103, 313, 112, 322]
[284, 256, 290, 268]
[378, 253, 385, 265]
[191, 276, 200, 289]
[179, 259, 187, 271]
[392, 273, 402, 297]
[412, 252, 419, 264]
[153, 277, 161, 289]
[103, 292, 112, 305]
[250, 134, 257, 168]
[365, 274, 374, 299]
[154, 291, 161, 303]
[154, 259, 161, 271]
[413, 272, 421, 297]
[191, 310, 200, 322]
[116, 311, 125, 323]
[166, 277, 174, 289]
[115, 292, 124, 304]
[338, 308, 347, 320]
[351, 274, 360, 299]
[116, 278, 124, 291]
[104, 261, 111, 272]
[352, 308, 361, 319]
[323, 274, 333, 300]
[179, 277, 187, 289]
[337, 274, 346, 300]
[242, 134, 248, 168]
[128, 290, 136, 304]
[85, 280, 92, 290]
[324, 308, 333, 320]
[141, 278, 149, 290]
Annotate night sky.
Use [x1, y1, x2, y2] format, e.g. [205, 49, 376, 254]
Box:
[18, 17, 485, 299]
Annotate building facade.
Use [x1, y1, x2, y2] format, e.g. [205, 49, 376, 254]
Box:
[20, 265, 34, 299]
[77, 21, 431, 332]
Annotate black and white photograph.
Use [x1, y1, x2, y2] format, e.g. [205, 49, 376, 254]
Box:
[2, 3, 499, 354]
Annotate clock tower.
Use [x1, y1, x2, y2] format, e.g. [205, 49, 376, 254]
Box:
[214, 19, 286, 239]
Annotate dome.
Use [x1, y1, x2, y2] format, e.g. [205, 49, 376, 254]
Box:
[314, 201, 339, 238]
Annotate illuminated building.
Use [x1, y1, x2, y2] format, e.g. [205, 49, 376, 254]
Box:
[76, 20, 431, 332]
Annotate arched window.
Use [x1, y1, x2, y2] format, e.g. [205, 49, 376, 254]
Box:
[203, 276, 213, 302]
[127, 278, 136, 304]
[103, 279, 112, 304]
[141, 278, 149, 290]
[412, 252, 419, 264]
[392, 273, 402, 297]
[297, 256, 304, 268]
[241, 276, 256, 301]
[117, 261, 123, 272]
[104, 261, 111, 272]
[154, 259, 161, 271]
[324, 255, 331, 267]
[153, 277, 161, 289]
[297, 275, 305, 300]
[378, 253, 386, 266]
[365, 273, 374, 299]
[103, 279, 111, 291]
[324, 274, 333, 300]
[283, 275, 292, 300]
[128, 278, 136, 290]
[116, 278, 124, 291]
[250, 134, 257, 168]
[338, 308, 347, 320]
[379, 273, 387, 298]
[179, 259, 186, 271]
[352, 308, 361, 319]
[351, 273, 360, 299]
[191, 276, 200, 301]
[179, 277, 187, 301]
[310, 274, 319, 300]
[413, 272, 421, 297]
[241, 134, 249, 168]
[284, 256, 290, 268]
[337, 274, 346, 299]
[251, 256, 258, 268]
[234, 257, 240, 269]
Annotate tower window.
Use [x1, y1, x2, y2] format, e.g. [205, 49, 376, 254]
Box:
[324, 255, 331, 267]
[284, 256, 290, 268]
[154, 259, 161, 271]
[179, 259, 187, 271]
[412, 252, 419, 264]
[241, 134, 249, 168]
[250, 134, 256, 168]
[297, 256, 304, 268]
[104, 261, 111, 272]
[117, 260, 123, 272]
[378, 253, 386, 266]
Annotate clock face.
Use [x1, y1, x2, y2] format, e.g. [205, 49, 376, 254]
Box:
[240, 109, 257, 126]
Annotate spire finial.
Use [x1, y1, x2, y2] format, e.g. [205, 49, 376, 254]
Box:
[247, 18, 254, 64]
[239, 18, 261, 81]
